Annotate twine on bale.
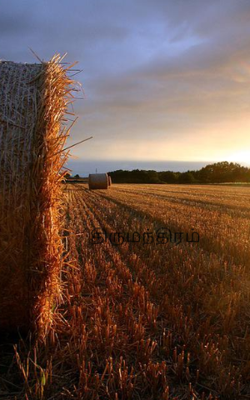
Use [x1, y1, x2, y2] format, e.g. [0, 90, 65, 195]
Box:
[0, 54, 79, 337]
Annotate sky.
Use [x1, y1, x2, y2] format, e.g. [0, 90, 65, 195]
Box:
[1, 0, 250, 174]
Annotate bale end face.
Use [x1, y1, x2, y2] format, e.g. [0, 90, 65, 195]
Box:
[88, 173, 109, 190]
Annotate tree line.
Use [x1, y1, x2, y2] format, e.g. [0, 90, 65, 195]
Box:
[108, 162, 250, 184]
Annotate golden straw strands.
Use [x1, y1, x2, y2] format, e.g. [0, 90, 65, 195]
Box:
[0, 54, 78, 337]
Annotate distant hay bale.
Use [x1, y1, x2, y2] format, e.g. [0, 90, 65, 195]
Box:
[0, 54, 76, 336]
[108, 175, 112, 186]
[88, 173, 109, 189]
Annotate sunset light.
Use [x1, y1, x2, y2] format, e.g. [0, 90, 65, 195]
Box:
[1, 2, 250, 399]
[228, 150, 250, 165]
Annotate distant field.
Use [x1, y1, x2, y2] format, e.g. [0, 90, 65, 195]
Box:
[62, 183, 250, 399]
[2, 184, 250, 399]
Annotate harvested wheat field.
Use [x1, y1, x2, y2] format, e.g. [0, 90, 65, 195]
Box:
[1, 183, 250, 399]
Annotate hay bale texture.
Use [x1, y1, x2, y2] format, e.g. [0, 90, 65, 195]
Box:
[0, 54, 76, 335]
[108, 175, 112, 186]
[88, 173, 109, 189]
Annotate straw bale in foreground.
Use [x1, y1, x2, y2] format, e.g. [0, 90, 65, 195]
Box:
[0, 54, 75, 335]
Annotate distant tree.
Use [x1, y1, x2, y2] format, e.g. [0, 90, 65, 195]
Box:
[196, 162, 250, 183]
[178, 171, 196, 184]
[159, 171, 178, 183]
[74, 174, 80, 179]
[109, 169, 164, 184]
[109, 162, 250, 184]
[64, 173, 71, 179]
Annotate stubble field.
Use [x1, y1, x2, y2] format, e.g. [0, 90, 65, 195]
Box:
[62, 183, 250, 399]
[1, 183, 250, 400]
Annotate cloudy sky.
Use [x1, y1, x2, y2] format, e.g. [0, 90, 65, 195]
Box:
[1, 0, 250, 174]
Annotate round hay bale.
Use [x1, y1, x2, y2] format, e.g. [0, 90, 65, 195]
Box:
[0, 54, 76, 336]
[88, 173, 108, 190]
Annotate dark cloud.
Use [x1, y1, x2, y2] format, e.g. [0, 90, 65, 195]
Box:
[1, 0, 250, 169]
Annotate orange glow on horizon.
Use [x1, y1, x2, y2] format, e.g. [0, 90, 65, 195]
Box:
[228, 150, 250, 165]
